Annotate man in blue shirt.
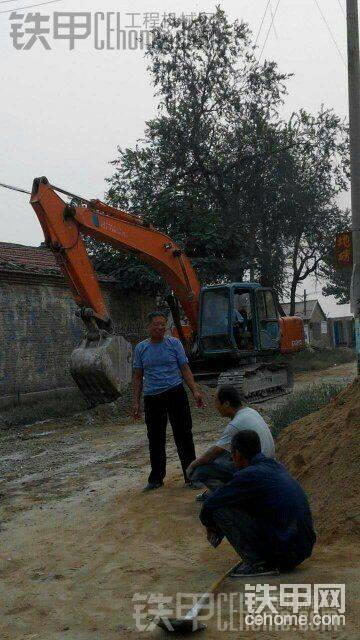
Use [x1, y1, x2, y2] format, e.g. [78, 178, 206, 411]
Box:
[133, 312, 204, 492]
[200, 430, 316, 578]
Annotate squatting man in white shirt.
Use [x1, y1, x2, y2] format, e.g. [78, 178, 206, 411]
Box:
[186, 385, 275, 501]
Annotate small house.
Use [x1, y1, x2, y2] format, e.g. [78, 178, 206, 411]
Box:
[281, 299, 330, 348]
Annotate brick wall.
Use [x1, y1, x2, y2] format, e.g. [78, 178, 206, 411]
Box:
[0, 272, 154, 401]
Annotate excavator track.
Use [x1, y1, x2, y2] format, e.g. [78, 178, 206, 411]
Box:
[217, 363, 293, 404]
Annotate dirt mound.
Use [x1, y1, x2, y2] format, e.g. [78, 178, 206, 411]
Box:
[277, 378, 360, 543]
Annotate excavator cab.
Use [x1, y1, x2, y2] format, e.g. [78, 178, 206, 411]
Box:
[198, 283, 281, 359]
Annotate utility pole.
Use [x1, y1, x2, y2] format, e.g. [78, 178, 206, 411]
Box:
[303, 289, 307, 317]
[346, 0, 360, 374]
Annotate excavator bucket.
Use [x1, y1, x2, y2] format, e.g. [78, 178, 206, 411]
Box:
[70, 334, 133, 407]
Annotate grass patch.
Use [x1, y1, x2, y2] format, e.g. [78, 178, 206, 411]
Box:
[0, 391, 87, 430]
[289, 348, 355, 373]
[269, 382, 345, 439]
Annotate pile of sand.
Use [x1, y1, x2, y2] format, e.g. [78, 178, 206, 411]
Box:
[277, 378, 360, 543]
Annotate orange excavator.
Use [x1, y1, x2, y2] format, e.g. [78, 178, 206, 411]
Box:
[30, 177, 305, 406]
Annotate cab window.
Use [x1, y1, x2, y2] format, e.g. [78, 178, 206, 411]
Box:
[201, 289, 230, 335]
[256, 289, 280, 349]
[264, 291, 277, 319]
[233, 290, 254, 350]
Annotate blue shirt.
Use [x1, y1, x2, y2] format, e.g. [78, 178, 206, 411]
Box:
[200, 453, 316, 568]
[133, 336, 188, 396]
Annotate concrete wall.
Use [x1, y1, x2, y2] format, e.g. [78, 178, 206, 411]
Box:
[0, 272, 153, 403]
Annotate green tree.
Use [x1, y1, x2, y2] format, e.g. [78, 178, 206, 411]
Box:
[104, 8, 291, 295]
[279, 109, 349, 314]
[322, 265, 352, 304]
[93, 8, 349, 312]
[320, 212, 352, 304]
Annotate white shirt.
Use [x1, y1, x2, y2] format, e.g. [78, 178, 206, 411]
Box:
[215, 407, 275, 458]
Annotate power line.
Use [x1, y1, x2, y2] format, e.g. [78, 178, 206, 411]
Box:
[269, 0, 278, 39]
[337, 0, 346, 18]
[258, 0, 281, 62]
[255, 1, 271, 46]
[0, 0, 63, 14]
[0, 179, 89, 204]
[0, 181, 30, 195]
[313, 0, 346, 66]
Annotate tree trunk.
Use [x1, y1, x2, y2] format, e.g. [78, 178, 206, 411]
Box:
[289, 278, 298, 316]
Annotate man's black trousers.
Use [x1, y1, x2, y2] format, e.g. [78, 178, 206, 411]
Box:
[144, 384, 196, 484]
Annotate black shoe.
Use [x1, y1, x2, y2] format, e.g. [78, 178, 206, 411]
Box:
[185, 480, 203, 489]
[196, 490, 208, 502]
[208, 531, 224, 548]
[229, 561, 279, 578]
[141, 482, 164, 493]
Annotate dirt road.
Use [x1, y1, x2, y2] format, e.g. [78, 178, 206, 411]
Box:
[0, 362, 358, 639]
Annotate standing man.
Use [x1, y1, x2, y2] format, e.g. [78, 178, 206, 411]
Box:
[133, 312, 204, 492]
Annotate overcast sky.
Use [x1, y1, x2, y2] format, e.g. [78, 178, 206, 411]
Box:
[0, 0, 353, 315]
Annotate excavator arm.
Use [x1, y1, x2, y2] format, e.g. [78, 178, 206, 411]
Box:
[31, 177, 200, 331]
[30, 177, 201, 405]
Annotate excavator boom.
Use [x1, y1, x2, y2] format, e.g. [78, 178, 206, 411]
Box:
[30, 177, 200, 405]
[31, 177, 200, 330]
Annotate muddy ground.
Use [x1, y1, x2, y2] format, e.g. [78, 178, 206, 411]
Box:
[0, 362, 358, 639]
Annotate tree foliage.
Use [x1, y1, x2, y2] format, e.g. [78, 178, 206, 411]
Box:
[320, 213, 352, 304]
[91, 8, 349, 310]
[321, 264, 352, 304]
[279, 109, 349, 312]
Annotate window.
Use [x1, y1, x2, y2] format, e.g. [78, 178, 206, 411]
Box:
[233, 290, 254, 350]
[256, 291, 267, 321]
[264, 291, 277, 319]
[234, 291, 251, 315]
[256, 289, 280, 349]
[256, 290, 278, 320]
[201, 288, 230, 336]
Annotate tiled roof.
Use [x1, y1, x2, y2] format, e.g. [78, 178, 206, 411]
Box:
[0, 242, 114, 282]
[281, 299, 324, 321]
[326, 304, 353, 319]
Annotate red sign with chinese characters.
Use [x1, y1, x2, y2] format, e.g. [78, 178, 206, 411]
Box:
[335, 232, 353, 268]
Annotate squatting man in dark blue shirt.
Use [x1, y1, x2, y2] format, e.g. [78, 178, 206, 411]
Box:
[200, 429, 316, 578]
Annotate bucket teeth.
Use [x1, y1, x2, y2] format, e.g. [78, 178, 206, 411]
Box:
[70, 334, 132, 407]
